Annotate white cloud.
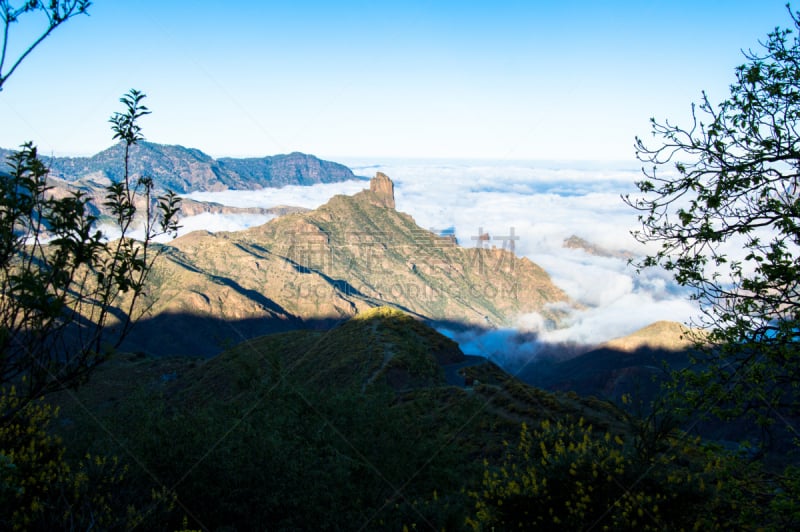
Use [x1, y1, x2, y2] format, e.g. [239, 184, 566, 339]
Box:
[98, 213, 277, 243]
[182, 180, 367, 210]
[175, 213, 277, 237]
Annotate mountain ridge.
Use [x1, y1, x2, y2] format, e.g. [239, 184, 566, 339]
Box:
[116, 173, 573, 357]
[0, 142, 360, 193]
[53, 307, 636, 529]
[519, 320, 700, 403]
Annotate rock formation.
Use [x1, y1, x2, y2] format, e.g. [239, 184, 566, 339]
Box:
[367, 172, 395, 209]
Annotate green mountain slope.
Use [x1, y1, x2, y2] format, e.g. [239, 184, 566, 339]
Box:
[54, 308, 630, 529]
[183, 307, 466, 400]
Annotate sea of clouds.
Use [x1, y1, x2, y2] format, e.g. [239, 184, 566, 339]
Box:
[178, 158, 700, 367]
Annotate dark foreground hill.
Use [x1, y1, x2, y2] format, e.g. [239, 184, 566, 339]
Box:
[50, 307, 779, 530]
[522, 321, 697, 401]
[53, 308, 628, 530]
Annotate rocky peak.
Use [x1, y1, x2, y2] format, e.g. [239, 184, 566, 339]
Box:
[367, 172, 395, 209]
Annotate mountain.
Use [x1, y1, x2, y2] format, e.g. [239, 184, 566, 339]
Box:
[1, 142, 359, 193]
[520, 320, 698, 401]
[177, 198, 309, 217]
[600, 320, 696, 352]
[119, 173, 572, 357]
[562, 234, 636, 260]
[183, 306, 468, 401]
[43, 172, 309, 223]
[216, 152, 357, 188]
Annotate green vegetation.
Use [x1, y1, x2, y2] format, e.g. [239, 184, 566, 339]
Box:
[0, 89, 180, 417]
[45, 311, 532, 528]
[625, 6, 800, 446]
[58, 309, 485, 529]
[0, 90, 180, 527]
[46, 308, 797, 530]
[0, 386, 116, 530]
[466, 415, 794, 530]
[1, 6, 182, 527]
[0, 385, 174, 530]
[621, 4, 800, 528]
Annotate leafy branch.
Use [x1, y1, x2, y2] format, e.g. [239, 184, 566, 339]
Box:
[0, 89, 180, 423]
[624, 5, 800, 445]
[0, 1, 91, 91]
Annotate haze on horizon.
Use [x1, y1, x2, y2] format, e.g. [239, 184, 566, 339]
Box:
[0, 1, 789, 161]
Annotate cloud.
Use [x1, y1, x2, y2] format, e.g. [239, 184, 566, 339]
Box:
[438, 326, 545, 363]
[164, 159, 701, 365]
[175, 213, 277, 237]
[182, 180, 368, 210]
[98, 213, 277, 243]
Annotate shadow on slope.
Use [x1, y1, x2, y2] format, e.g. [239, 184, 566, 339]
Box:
[429, 318, 698, 405]
[55, 307, 636, 530]
[519, 345, 690, 403]
[123, 304, 776, 450]
[122, 307, 698, 394]
[120, 311, 327, 358]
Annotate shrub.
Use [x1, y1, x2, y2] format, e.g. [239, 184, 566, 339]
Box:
[466, 417, 763, 530]
[0, 385, 171, 530]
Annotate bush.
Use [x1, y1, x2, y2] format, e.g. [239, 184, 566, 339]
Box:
[466, 417, 771, 530]
[0, 385, 172, 530]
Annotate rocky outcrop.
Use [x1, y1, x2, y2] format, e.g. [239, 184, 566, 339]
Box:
[362, 172, 395, 209]
[563, 235, 635, 260]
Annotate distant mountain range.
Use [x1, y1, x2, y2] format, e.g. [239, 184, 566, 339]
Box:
[562, 234, 636, 260]
[0, 142, 359, 193]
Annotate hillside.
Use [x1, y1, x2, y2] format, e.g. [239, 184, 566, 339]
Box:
[601, 320, 696, 352]
[0, 142, 359, 193]
[520, 320, 698, 402]
[179, 307, 467, 402]
[53, 308, 756, 531]
[119, 173, 572, 357]
[54, 308, 633, 530]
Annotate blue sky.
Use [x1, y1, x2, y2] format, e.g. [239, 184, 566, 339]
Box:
[0, 1, 790, 160]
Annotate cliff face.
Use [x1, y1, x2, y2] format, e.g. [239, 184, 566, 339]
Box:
[367, 172, 395, 209]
